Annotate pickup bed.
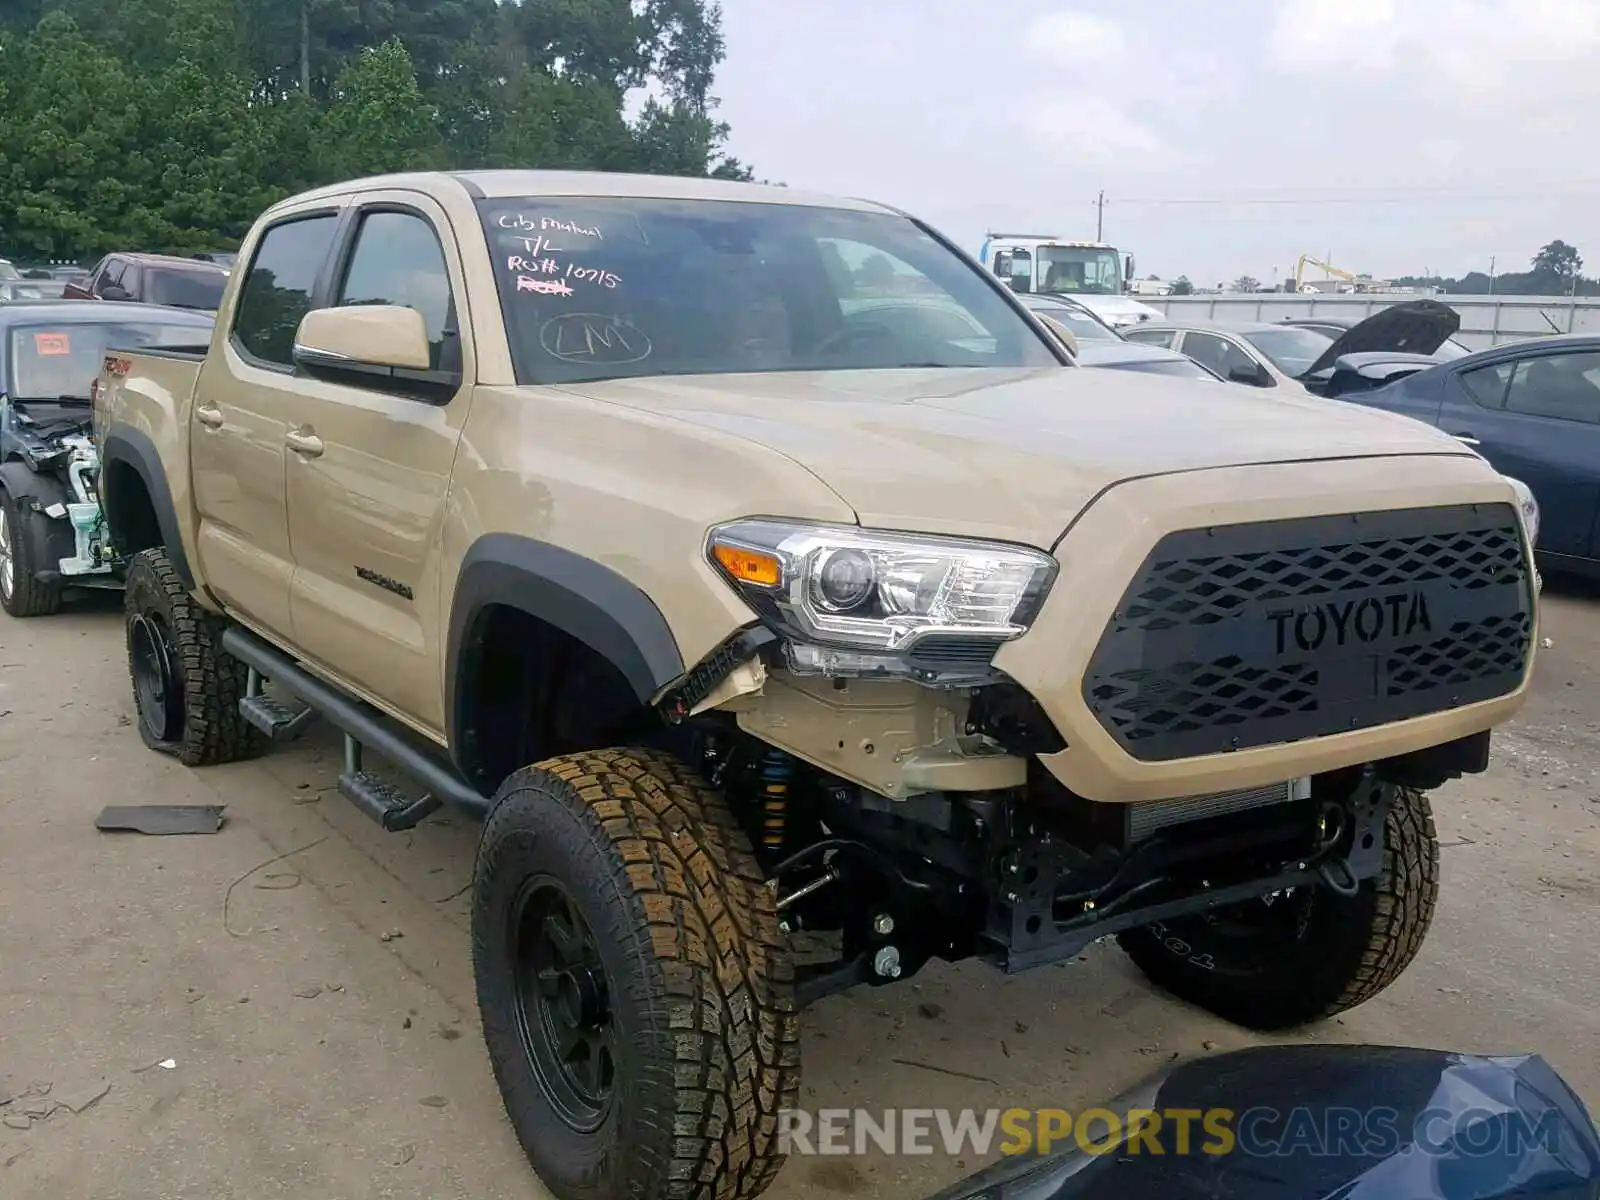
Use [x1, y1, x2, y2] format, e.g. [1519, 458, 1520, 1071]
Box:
[94, 169, 1539, 1200]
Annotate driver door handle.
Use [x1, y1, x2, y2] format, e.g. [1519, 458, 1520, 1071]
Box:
[195, 402, 223, 429]
[285, 428, 324, 458]
[1451, 432, 1481, 446]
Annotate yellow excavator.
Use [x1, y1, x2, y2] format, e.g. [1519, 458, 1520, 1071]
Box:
[1292, 255, 1376, 293]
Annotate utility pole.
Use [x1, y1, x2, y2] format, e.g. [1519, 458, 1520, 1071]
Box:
[1095, 190, 1105, 241]
[1488, 255, 1496, 295]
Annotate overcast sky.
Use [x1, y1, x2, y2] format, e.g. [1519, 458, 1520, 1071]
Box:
[713, 0, 1599, 286]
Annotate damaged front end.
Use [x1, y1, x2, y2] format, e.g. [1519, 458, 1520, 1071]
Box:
[0, 396, 118, 584]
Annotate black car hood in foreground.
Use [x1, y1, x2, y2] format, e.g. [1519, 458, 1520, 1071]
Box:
[1301, 299, 1463, 378]
[928, 1045, 1599, 1200]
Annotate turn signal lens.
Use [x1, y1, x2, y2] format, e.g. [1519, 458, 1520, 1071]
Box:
[713, 543, 783, 588]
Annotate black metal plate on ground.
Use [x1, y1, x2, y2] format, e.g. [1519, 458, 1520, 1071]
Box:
[94, 805, 226, 835]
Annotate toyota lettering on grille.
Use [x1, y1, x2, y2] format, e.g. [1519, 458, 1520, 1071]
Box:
[1267, 592, 1434, 655]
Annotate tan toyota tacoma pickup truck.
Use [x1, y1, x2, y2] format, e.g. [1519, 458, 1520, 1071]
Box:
[93, 169, 1539, 1200]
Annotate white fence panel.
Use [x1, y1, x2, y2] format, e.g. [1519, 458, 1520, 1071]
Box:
[1135, 294, 1600, 351]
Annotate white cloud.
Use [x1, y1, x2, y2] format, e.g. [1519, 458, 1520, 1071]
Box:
[1268, 0, 1600, 106]
[1026, 11, 1129, 61]
[1016, 93, 1170, 167]
[1010, 11, 1198, 164]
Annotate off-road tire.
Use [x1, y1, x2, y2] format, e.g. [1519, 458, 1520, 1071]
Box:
[473, 747, 800, 1200]
[122, 548, 265, 765]
[0, 488, 63, 617]
[1118, 783, 1439, 1030]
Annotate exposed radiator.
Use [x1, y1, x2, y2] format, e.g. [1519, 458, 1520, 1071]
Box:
[1126, 776, 1311, 842]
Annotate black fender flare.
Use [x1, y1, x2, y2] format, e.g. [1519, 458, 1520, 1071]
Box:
[99, 426, 194, 588]
[0, 462, 75, 583]
[445, 533, 685, 763]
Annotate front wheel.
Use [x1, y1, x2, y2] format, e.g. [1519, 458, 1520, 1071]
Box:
[472, 748, 800, 1200]
[0, 488, 63, 617]
[1118, 781, 1439, 1030]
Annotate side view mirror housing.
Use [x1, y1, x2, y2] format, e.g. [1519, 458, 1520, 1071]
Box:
[292, 305, 459, 401]
[1124, 255, 1135, 284]
[1228, 363, 1270, 386]
[1036, 314, 1080, 359]
[101, 284, 131, 301]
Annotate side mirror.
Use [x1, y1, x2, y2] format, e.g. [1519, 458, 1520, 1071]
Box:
[293, 305, 456, 400]
[1036, 314, 1080, 359]
[101, 284, 131, 301]
[1228, 363, 1269, 386]
[1124, 256, 1135, 283]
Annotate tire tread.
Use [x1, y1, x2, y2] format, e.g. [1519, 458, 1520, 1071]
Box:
[0, 490, 63, 617]
[475, 747, 799, 1200]
[123, 547, 264, 766]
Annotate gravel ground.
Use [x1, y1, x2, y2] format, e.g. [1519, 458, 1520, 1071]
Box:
[1, 583, 1596, 1199]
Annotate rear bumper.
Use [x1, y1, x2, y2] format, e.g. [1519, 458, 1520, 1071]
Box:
[992, 455, 1537, 802]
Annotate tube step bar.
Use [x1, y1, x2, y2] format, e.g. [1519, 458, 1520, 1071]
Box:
[220, 624, 488, 826]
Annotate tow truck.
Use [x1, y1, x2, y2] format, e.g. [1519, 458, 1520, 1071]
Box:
[978, 232, 1162, 328]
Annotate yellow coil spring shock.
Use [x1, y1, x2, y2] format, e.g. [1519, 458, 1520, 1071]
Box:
[758, 749, 793, 852]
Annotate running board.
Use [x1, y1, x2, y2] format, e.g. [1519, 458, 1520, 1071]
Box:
[219, 625, 489, 822]
[338, 734, 443, 831]
[240, 668, 318, 742]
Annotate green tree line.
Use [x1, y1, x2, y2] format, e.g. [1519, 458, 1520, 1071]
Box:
[1394, 240, 1598, 298]
[0, 0, 751, 261]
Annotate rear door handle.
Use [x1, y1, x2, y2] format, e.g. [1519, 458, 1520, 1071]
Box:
[195, 403, 223, 429]
[285, 428, 324, 458]
[1450, 432, 1481, 446]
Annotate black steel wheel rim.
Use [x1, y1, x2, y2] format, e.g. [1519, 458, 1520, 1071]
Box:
[129, 613, 183, 741]
[510, 875, 618, 1132]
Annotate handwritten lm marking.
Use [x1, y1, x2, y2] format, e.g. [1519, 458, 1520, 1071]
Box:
[541, 313, 651, 364]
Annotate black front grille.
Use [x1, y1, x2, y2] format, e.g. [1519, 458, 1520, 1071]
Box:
[1084, 504, 1534, 762]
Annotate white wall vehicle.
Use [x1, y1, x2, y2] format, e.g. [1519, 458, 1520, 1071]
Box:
[978, 233, 1163, 328]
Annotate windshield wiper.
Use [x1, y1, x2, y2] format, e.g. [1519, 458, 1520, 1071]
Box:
[56, 393, 94, 406]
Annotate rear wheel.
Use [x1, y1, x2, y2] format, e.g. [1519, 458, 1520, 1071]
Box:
[122, 548, 264, 765]
[0, 488, 63, 617]
[473, 747, 800, 1200]
[1119, 781, 1439, 1030]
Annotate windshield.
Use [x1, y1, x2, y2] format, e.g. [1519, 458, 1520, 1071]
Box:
[477, 197, 1058, 385]
[147, 268, 227, 310]
[1435, 337, 1471, 360]
[1241, 326, 1334, 375]
[1022, 298, 1121, 341]
[7, 319, 212, 399]
[1036, 246, 1122, 296]
[1107, 358, 1222, 380]
[0, 261, 19, 281]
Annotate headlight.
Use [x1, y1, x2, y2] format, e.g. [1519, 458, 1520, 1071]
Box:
[707, 520, 1057, 665]
[1504, 476, 1539, 548]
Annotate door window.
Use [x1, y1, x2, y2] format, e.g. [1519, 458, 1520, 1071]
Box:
[336, 210, 455, 371]
[1459, 361, 1513, 408]
[1182, 332, 1264, 382]
[992, 248, 1033, 294]
[232, 214, 341, 366]
[94, 260, 124, 297]
[1500, 352, 1600, 424]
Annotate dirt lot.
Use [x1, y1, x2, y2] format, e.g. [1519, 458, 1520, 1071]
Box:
[2, 584, 1597, 1199]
